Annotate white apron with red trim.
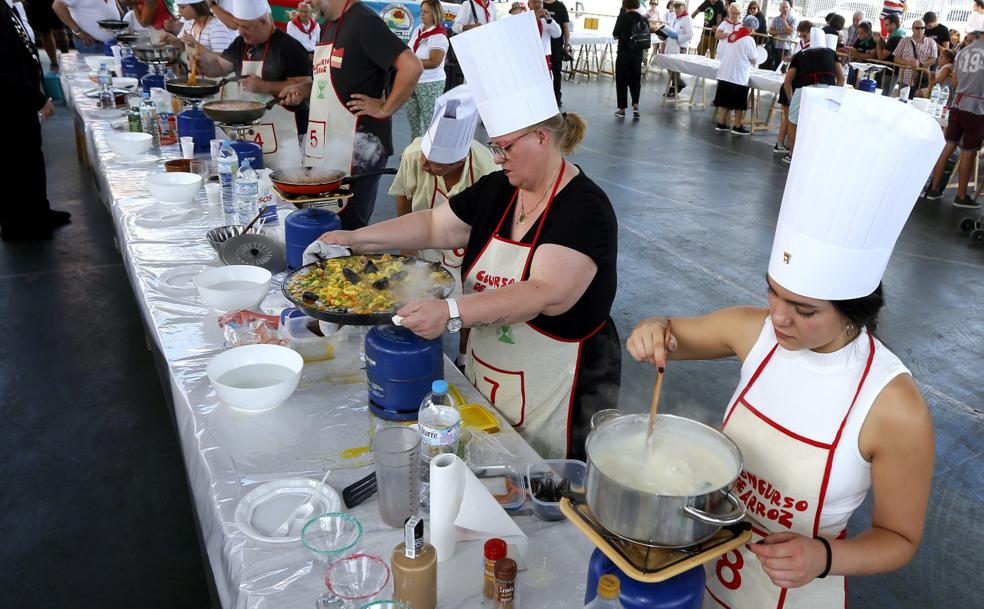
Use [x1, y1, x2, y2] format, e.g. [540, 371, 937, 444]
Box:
[463, 166, 599, 459]
[303, 11, 358, 173]
[220, 44, 301, 170]
[703, 330, 876, 609]
[415, 153, 476, 293]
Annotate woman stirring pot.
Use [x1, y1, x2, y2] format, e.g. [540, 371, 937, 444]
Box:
[627, 88, 938, 608]
[316, 13, 620, 460]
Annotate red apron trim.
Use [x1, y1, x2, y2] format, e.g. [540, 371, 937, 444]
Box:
[412, 25, 447, 52]
[519, 163, 567, 280]
[564, 339, 587, 458]
[431, 150, 474, 202]
[326, 0, 352, 46]
[722, 343, 779, 428]
[738, 399, 833, 449]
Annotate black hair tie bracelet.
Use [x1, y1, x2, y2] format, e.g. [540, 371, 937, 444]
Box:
[815, 536, 832, 579]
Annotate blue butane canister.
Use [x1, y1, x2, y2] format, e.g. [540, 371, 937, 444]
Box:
[285, 208, 341, 269]
[585, 549, 705, 609]
[176, 105, 215, 154]
[364, 326, 443, 419]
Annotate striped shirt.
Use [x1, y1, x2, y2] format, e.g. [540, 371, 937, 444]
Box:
[179, 16, 235, 53]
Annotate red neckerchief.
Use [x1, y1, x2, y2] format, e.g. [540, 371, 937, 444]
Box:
[291, 16, 317, 36]
[677, 10, 688, 17]
[412, 24, 447, 51]
[476, 0, 491, 22]
[727, 26, 752, 42]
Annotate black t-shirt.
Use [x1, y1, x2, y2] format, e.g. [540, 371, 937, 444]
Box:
[613, 11, 646, 54]
[543, 0, 570, 53]
[449, 169, 618, 338]
[854, 36, 876, 54]
[789, 47, 838, 90]
[696, 0, 725, 29]
[320, 2, 408, 156]
[927, 23, 949, 47]
[885, 33, 902, 61]
[221, 28, 312, 132]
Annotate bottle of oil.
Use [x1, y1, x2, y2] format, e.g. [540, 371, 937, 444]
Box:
[391, 515, 437, 609]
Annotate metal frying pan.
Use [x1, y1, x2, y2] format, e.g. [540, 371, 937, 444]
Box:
[165, 75, 239, 98]
[281, 254, 456, 326]
[269, 168, 398, 196]
[98, 19, 129, 32]
[202, 98, 279, 124]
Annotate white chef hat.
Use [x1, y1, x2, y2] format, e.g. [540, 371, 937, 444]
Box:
[449, 11, 558, 137]
[421, 85, 480, 164]
[809, 26, 826, 49]
[825, 33, 839, 49]
[231, 0, 269, 20]
[769, 87, 944, 300]
[175, 0, 200, 5]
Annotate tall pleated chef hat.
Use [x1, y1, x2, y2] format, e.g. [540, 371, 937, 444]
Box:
[449, 11, 558, 137]
[809, 26, 826, 48]
[421, 85, 480, 164]
[231, 0, 269, 20]
[769, 86, 944, 300]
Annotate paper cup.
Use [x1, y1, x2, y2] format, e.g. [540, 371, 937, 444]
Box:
[205, 182, 221, 206]
[181, 139, 195, 160]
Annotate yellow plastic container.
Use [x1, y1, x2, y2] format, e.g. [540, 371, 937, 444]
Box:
[459, 403, 500, 433]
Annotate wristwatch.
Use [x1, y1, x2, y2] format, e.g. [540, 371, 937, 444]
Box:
[446, 298, 462, 333]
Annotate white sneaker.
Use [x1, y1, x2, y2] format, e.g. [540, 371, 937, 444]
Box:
[774, 143, 789, 154]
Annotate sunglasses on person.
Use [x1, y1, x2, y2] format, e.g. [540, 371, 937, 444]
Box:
[913, 25, 925, 29]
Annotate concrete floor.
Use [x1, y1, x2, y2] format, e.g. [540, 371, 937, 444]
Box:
[2, 70, 981, 608]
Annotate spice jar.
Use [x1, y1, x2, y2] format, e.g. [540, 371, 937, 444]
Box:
[494, 557, 518, 609]
[483, 539, 508, 599]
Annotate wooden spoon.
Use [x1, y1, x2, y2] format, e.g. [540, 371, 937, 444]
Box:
[645, 320, 672, 445]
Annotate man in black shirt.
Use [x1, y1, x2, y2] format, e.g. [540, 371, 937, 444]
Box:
[695, 0, 724, 58]
[923, 11, 950, 52]
[193, 5, 313, 138]
[280, 0, 422, 229]
[543, 0, 570, 106]
[0, 0, 69, 240]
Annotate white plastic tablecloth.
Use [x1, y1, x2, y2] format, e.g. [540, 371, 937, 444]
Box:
[60, 53, 595, 609]
[651, 53, 786, 94]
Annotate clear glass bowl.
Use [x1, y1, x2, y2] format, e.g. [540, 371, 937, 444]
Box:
[301, 513, 363, 560]
[325, 553, 391, 605]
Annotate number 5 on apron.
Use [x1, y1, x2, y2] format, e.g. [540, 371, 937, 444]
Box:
[463, 165, 606, 459]
[220, 40, 300, 170]
[703, 332, 876, 609]
[304, 0, 358, 173]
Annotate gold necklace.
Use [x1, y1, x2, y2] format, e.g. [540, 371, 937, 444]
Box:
[518, 189, 549, 224]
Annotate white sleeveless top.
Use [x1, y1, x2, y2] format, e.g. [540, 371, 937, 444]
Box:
[724, 317, 910, 532]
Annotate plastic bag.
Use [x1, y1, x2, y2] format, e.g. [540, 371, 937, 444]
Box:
[218, 309, 285, 346]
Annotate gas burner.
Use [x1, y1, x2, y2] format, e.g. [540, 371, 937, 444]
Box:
[272, 185, 353, 212]
[216, 122, 260, 141]
[560, 498, 751, 583]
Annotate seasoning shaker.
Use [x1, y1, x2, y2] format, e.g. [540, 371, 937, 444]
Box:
[483, 538, 508, 599]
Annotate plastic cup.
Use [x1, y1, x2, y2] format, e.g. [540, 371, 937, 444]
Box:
[371, 426, 421, 528]
[210, 138, 223, 161]
[181, 136, 195, 159]
[205, 182, 221, 206]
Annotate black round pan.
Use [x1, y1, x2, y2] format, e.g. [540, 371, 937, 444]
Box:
[202, 98, 279, 124]
[281, 254, 455, 326]
[166, 75, 238, 98]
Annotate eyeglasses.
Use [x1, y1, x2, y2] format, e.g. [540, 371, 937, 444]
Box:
[486, 131, 534, 161]
[913, 26, 925, 29]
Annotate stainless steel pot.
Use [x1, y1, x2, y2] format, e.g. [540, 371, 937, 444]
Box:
[585, 412, 745, 548]
[131, 43, 181, 64]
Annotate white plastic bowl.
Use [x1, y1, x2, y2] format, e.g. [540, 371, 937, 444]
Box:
[146, 172, 203, 205]
[106, 132, 152, 160]
[113, 77, 139, 90]
[84, 55, 112, 71]
[194, 265, 272, 311]
[207, 344, 303, 412]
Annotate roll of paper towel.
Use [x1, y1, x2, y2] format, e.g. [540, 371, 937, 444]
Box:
[429, 454, 466, 562]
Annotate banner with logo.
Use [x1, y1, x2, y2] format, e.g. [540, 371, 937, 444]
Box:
[365, 0, 461, 43]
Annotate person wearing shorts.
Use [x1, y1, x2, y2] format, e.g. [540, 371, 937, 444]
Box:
[781, 26, 844, 163]
[25, 0, 69, 70]
[927, 32, 984, 208]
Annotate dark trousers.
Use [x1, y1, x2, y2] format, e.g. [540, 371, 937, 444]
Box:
[1, 110, 50, 233]
[615, 50, 643, 108]
[339, 153, 390, 230]
[551, 45, 564, 104]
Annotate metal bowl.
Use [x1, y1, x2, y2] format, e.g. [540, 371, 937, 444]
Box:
[131, 43, 181, 64]
[206, 225, 266, 252]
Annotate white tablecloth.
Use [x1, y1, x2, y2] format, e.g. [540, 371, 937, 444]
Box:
[60, 53, 595, 609]
[651, 53, 786, 94]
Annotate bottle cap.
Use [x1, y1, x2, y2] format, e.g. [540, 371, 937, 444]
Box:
[494, 557, 517, 581]
[597, 574, 620, 600]
[432, 379, 448, 394]
[484, 538, 507, 561]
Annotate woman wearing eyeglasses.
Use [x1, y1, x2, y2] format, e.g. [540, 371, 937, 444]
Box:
[316, 14, 620, 460]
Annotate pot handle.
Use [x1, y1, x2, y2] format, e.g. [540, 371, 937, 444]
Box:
[681, 490, 746, 526]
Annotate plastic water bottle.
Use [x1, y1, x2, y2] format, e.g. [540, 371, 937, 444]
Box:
[930, 84, 942, 115]
[217, 141, 238, 215]
[97, 63, 114, 109]
[585, 575, 625, 609]
[936, 86, 950, 118]
[139, 92, 160, 152]
[235, 158, 259, 225]
[418, 379, 461, 473]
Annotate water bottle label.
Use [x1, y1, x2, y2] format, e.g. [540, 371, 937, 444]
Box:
[419, 421, 461, 447]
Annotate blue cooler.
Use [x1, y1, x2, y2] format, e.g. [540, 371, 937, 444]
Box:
[585, 549, 705, 609]
[285, 208, 341, 269]
[365, 326, 443, 420]
[858, 78, 877, 93]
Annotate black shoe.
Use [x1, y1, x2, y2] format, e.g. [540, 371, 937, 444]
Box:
[715, 123, 730, 131]
[732, 126, 750, 135]
[678, 81, 687, 90]
[47, 209, 72, 227]
[923, 189, 944, 200]
[666, 89, 676, 98]
[954, 196, 982, 208]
